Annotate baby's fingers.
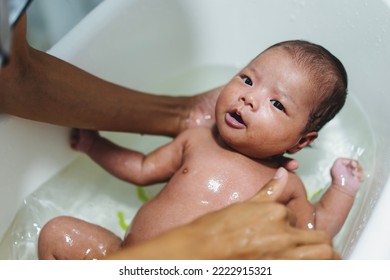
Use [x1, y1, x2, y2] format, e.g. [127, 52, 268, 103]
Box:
[70, 128, 81, 149]
[349, 160, 365, 182]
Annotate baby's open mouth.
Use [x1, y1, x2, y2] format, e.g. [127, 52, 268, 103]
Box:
[225, 111, 246, 128]
[230, 112, 244, 125]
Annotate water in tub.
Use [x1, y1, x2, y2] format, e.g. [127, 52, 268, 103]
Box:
[0, 65, 373, 259]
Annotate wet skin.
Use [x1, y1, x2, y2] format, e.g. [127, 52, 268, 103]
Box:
[124, 127, 305, 245]
[38, 47, 364, 259]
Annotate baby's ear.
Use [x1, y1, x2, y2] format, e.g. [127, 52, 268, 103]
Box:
[287, 131, 318, 154]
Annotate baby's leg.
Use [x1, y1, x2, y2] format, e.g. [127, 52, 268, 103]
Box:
[38, 216, 122, 260]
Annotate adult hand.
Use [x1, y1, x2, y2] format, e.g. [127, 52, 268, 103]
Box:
[183, 86, 222, 131]
[105, 168, 339, 260]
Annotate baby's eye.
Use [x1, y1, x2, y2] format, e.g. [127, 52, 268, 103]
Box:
[271, 100, 285, 112]
[240, 75, 253, 86]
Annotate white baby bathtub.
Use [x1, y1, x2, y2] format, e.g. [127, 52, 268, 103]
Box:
[1, 0, 389, 259]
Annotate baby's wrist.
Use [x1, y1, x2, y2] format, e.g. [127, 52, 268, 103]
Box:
[85, 137, 98, 154]
[331, 181, 359, 197]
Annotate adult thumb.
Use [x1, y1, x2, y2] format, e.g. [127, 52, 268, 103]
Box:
[250, 167, 288, 203]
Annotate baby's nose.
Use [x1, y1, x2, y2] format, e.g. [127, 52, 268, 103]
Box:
[240, 94, 258, 110]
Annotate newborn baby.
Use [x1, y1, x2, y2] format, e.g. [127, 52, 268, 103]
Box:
[38, 40, 364, 259]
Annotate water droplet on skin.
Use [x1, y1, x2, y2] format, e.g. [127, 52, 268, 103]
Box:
[307, 211, 316, 229]
[266, 186, 273, 195]
[339, 174, 346, 186]
[208, 179, 222, 193]
[64, 234, 73, 246]
[230, 192, 239, 201]
[98, 244, 107, 256]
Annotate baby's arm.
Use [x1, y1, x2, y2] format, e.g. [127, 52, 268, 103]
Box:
[70, 129, 185, 185]
[314, 158, 365, 237]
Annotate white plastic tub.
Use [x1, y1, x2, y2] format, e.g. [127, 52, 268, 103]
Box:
[1, 0, 389, 259]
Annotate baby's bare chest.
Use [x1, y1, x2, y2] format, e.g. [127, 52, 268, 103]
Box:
[163, 141, 277, 207]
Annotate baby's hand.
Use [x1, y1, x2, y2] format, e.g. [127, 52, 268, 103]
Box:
[70, 129, 99, 153]
[331, 158, 365, 195]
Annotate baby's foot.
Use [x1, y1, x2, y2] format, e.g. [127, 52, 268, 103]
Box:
[331, 158, 365, 195]
[70, 129, 99, 153]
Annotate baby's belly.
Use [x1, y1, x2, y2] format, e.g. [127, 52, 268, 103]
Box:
[123, 183, 245, 246]
[123, 162, 272, 247]
[124, 195, 214, 246]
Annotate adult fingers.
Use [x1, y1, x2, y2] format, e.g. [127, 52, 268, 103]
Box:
[281, 244, 341, 260]
[290, 227, 337, 253]
[277, 227, 340, 259]
[250, 167, 288, 203]
[249, 167, 297, 226]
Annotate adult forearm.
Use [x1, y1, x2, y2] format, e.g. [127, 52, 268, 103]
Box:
[2, 49, 189, 135]
[0, 16, 190, 136]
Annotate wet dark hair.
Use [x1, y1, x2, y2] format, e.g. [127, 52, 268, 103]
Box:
[265, 40, 348, 133]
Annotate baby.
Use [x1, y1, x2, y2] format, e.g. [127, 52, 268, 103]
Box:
[38, 40, 364, 259]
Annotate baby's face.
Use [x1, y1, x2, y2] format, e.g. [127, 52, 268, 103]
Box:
[215, 47, 316, 159]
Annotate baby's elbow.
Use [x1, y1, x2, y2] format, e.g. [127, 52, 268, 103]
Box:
[119, 173, 149, 186]
[120, 170, 163, 186]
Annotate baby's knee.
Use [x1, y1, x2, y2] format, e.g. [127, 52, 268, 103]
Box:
[38, 216, 78, 259]
[40, 216, 76, 238]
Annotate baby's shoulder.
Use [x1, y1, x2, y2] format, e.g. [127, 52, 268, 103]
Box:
[285, 171, 307, 197]
[287, 171, 304, 185]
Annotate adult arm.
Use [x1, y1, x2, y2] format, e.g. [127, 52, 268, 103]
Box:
[0, 14, 298, 170]
[0, 14, 219, 136]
